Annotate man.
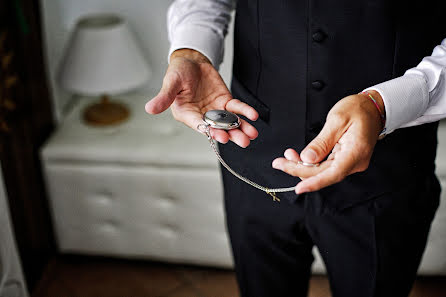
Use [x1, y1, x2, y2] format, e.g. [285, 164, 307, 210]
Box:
[146, 0, 446, 296]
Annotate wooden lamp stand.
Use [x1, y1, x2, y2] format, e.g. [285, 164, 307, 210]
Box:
[83, 95, 129, 126]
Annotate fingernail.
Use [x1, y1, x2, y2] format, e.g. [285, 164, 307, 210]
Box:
[296, 187, 308, 195]
[272, 159, 280, 169]
[284, 150, 293, 161]
[144, 102, 152, 113]
[301, 149, 316, 163]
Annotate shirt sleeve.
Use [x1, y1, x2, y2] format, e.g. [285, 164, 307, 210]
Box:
[364, 38, 446, 134]
[167, 0, 236, 69]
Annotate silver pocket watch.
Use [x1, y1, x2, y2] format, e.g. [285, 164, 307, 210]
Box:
[202, 110, 241, 130]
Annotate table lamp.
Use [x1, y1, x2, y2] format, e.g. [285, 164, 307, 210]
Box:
[57, 14, 150, 126]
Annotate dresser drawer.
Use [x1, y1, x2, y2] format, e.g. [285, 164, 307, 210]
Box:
[43, 163, 233, 267]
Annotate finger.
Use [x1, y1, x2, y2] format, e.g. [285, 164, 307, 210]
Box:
[295, 156, 354, 194]
[228, 128, 250, 148]
[239, 119, 259, 140]
[300, 118, 347, 164]
[225, 99, 259, 121]
[272, 158, 299, 176]
[145, 72, 182, 114]
[209, 128, 230, 144]
[284, 148, 301, 162]
[273, 157, 332, 179]
[295, 167, 342, 194]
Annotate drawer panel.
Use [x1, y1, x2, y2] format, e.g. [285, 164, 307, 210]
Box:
[43, 163, 233, 267]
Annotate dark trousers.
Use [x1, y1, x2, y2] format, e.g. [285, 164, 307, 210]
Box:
[222, 168, 440, 297]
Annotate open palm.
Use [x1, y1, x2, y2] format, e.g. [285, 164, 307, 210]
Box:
[145, 53, 259, 147]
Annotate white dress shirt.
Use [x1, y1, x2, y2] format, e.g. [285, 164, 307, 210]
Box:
[167, 0, 446, 134]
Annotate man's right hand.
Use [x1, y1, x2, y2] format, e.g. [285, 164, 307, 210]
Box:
[145, 49, 259, 148]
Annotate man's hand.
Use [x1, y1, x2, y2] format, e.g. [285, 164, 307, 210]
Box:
[145, 49, 259, 147]
[272, 91, 385, 194]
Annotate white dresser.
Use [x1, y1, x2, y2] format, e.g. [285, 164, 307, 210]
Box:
[41, 91, 446, 275]
[41, 91, 232, 267]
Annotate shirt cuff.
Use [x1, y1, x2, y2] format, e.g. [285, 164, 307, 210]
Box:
[168, 25, 224, 69]
[364, 74, 429, 134]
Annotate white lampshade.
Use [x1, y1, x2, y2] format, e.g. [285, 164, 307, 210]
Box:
[57, 14, 150, 96]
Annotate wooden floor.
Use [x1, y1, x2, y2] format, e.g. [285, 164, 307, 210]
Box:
[33, 255, 446, 297]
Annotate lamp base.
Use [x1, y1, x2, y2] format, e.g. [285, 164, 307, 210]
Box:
[83, 95, 129, 126]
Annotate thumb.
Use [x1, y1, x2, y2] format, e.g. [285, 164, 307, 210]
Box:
[301, 120, 344, 163]
[145, 72, 182, 114]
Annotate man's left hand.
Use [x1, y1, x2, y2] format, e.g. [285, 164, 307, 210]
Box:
[272, 90, 385, 194]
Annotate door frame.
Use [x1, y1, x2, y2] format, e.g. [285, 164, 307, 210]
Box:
[0, 0, 56, 291]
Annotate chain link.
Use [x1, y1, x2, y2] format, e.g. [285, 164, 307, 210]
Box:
[198, 124, 296, 201]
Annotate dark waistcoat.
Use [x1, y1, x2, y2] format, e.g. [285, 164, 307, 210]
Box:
[221, 0, 446, 208]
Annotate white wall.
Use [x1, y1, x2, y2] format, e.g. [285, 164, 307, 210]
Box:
[40, 0, 234, 122]
[0, 164, 28, 297]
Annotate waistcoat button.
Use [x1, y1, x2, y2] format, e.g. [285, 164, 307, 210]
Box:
[311, 80, 325, 90]
[312, 30, 326, 42]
